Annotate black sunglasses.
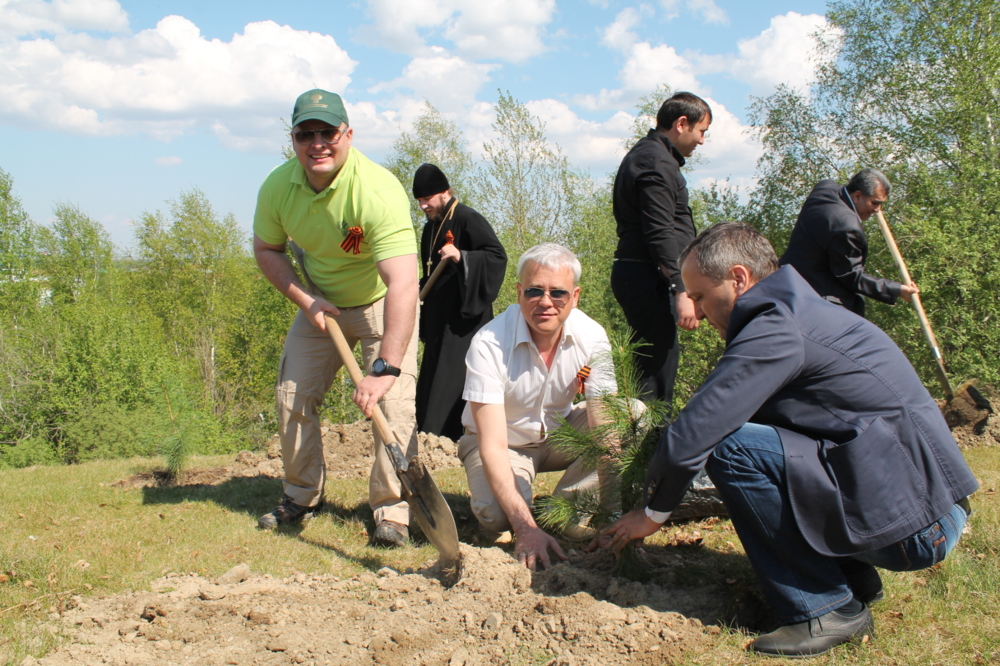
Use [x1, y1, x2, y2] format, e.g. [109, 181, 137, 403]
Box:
[292, 127, 348, 145]
[523, 287, 571, 304]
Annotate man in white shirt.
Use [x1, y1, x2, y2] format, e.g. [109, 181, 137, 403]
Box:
[459, 243, 618, 570]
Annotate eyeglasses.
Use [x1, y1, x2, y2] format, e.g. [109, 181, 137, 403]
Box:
[292, 126, 348, 146]
[523, 287, 572, 305]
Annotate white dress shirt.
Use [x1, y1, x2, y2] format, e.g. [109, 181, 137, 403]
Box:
[462, 304, 618, 447]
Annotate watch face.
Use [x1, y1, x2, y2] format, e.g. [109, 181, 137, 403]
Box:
[373, 358, 386, 373]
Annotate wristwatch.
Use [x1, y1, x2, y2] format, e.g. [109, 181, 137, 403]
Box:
[371, 358, 401, 377]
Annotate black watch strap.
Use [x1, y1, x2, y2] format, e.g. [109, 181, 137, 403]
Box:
[372, 358, 401, 377]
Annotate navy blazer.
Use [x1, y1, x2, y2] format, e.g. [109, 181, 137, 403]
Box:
[644, 266, 978, 556]
[780, 180, 901, 317]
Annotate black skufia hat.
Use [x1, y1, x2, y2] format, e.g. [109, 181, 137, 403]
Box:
[412, 163, 450, 198]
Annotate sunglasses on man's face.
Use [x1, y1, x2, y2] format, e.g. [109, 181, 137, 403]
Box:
[523, 287, 572, 305]
[292, 127, 348, 146]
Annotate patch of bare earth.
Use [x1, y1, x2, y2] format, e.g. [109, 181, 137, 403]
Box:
[113, 421, 462, 489]
[34, 545, 716, 666]
[52, 398, 995, 666]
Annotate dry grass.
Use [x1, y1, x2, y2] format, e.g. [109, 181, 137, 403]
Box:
[1, 447, 998, 665]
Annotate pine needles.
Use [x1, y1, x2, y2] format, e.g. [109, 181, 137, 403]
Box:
[537, 328, 671, 579]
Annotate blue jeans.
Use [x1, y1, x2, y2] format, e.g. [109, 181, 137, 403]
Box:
[706, 423, 968, 623]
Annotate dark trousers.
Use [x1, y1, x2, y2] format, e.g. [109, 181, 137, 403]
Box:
[611, 260, 679, 403]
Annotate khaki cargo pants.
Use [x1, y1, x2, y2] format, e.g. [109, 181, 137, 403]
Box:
[276, 298, 418, 525]
[457, 402, 596, 533]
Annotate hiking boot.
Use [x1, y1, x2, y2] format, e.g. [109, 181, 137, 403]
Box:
[258, 496, 323, 530]
[749, 605, 874, 658]
[370, 520, 409, 548]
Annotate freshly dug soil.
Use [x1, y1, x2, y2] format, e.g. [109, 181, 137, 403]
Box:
[113, 422, 461, 490]
[32, 546, 719, 666]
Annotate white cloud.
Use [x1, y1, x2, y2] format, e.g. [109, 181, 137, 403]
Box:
[692, 12, 831, 97]
[729, 13, 829, 94]
[579, 9, 705, 111]
[0, 11, 357, 152]
[0, 0, 129, 39]
[369, 49, 498, 112]
[659, 0, 728, 25]
[360, 0, 556, 63]
[154, 156, 181, 167]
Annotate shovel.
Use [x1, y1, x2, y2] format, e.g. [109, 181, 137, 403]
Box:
[874, 211, 993, 413]
[288, 242, 462, 570]
[419, 230, 454, 302]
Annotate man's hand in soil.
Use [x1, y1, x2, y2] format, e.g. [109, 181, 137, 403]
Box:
[307, 295, 340, 331]
[353, 375, 395, 418]
[586, 509, 661, 558]
[514, 526, 567, 571]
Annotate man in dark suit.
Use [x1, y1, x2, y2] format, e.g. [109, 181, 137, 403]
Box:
[596, 223, 977, 658]
[611, 91, 710, 402]
[780, 168, 918, 317]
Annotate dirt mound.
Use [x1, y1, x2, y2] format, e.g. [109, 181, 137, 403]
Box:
[941, 385, 998, 448]
[32, 546, 716, 666]
[114, 422, 461, 489]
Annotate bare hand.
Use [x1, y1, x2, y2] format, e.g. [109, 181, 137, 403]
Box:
[439, 244, 461, 264]
[353, 374, 396, 417]
[514, 526, 567, 571]
[899, 282, 920, 303]
[586, 509, 662, 558]
[675, 292, 699, 331]
[307, 296, 340, 330]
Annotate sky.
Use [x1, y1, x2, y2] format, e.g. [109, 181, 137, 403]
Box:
[0, 0, 834, 249]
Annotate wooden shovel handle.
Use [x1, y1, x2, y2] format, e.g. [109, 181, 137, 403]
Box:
[419, 257, 451, 301]
[321, 317, 410, 473]
[874, 211, 954, 400]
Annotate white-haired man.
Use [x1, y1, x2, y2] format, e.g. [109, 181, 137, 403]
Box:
[459, 243, 618, 570]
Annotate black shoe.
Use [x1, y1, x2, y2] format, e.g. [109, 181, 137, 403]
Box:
[258, 496, 323, 529]
[749, 605, 874, 658]
[844, 562, 884, 604]
[370, 520, 409, 548]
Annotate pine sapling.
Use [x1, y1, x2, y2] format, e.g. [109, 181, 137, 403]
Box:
[537, 329, 671, 579]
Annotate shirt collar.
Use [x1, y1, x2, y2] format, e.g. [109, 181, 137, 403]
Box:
[513, 304, 575, 351]
[646, 129, 686, 167]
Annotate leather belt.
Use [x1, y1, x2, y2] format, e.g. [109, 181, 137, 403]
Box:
[613, 258, 651, 264]
[958, 496, 972, 517]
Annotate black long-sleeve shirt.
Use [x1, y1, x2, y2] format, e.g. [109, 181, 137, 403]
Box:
[612, 129, 696, 292]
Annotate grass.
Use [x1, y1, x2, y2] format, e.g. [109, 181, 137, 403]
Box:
[1, 447, 998, 665]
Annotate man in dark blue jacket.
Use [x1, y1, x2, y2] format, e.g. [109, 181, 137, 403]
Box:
[780, 168, 918, 317]
[597, 223, 977, 658]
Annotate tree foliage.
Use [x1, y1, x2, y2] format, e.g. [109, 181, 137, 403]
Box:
[747, 0, 1000, 389]
[384, 101, 477, 224]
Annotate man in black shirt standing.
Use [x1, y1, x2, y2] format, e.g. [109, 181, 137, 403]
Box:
[611, 91, 712, 402]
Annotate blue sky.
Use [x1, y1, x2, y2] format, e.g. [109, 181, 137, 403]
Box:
[0, 0, 831, 249]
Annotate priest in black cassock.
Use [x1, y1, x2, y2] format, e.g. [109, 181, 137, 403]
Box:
[412, 164, 507, 441]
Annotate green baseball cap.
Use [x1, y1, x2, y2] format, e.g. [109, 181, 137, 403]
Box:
[291, 89, 349, 128]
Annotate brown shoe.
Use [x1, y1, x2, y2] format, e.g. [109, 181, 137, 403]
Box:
[370, 520, 409, 548]
[258, 496, 323, 530]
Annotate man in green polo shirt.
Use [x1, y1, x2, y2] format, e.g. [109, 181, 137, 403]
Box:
[253, 89, 419, 548]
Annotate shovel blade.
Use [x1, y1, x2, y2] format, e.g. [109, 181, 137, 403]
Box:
[400, 457, 462, 568]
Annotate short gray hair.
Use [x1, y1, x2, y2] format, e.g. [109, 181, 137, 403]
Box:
[679, 222, 778, 283]
[517, 243, 581, 285]
[846, 168, 891, 198]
